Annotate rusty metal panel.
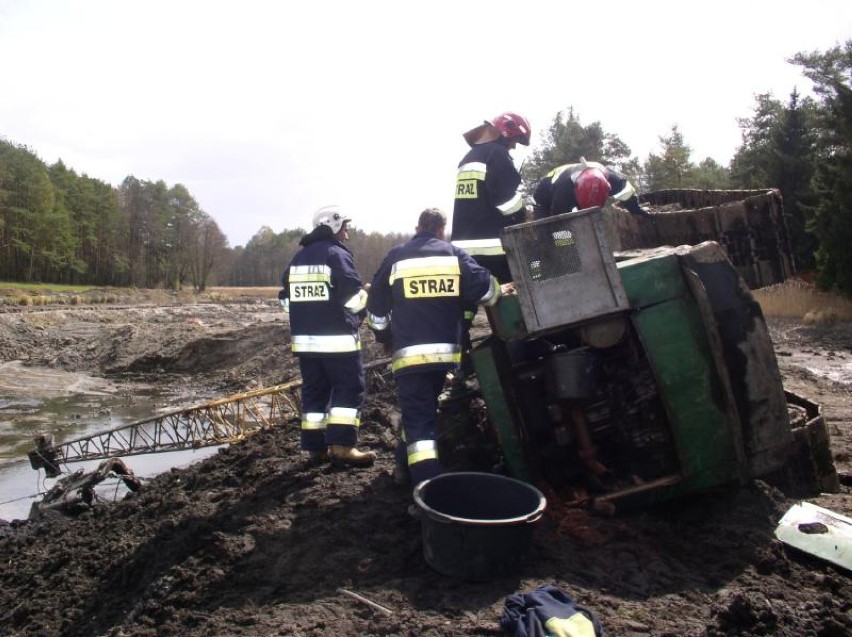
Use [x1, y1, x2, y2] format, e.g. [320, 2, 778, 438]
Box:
[502, 208, 629, 336]
[604, 189, 795, 289]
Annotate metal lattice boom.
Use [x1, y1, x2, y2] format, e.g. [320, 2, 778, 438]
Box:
[29, 380, 303, 476]
[29, 357, 394, 477]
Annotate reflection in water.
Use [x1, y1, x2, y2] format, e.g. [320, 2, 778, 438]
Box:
[0, 361, 218, 521]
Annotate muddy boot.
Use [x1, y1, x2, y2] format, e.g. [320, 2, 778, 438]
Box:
[329, 445, 376, 468]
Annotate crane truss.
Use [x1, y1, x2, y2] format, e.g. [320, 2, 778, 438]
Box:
[29, 379, 304, 477]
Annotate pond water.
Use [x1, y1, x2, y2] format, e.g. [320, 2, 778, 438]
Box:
[0, 361, 220, 521]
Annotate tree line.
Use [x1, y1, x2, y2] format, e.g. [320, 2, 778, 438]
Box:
[0, 146, 229, 291]
[1, 40, 850, 292]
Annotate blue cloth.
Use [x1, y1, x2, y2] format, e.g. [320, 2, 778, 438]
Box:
[501, 585, 603, 637]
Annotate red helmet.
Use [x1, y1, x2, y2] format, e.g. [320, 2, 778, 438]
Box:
[575, 168, 612, 209]
[490, 112, 531, 146]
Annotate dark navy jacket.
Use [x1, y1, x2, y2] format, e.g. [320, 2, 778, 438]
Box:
[280, 228, 367, 357]
[366, 232, 500, 376]
[451, 140, 525, 256]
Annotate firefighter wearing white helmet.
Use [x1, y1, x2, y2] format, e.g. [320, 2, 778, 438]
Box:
[312, 204, 351, 234]
[279, 205, 375, 468]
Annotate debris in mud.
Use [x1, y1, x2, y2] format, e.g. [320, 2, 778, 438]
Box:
[33, 458, 141, 517]
[775, 501, 852, 572]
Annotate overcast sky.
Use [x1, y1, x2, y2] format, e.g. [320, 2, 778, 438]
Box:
[1, 1, 850, 247]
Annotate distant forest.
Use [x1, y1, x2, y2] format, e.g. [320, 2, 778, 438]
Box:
[1, 41, 850, 292]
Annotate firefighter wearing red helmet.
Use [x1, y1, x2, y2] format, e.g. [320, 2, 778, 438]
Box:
[486, 112, 532, 147]
[451, 111, 531, 283]
[533, 158, 648, 217]
[450, 111, 531, 385]
[575, 167, 612, 209]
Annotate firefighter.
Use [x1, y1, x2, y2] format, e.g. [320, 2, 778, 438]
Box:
[279, 205, 376, 467]
[532, 157, 649, 217]
[366, 208, 511, 486]
[450, 111, 531, 382]
[451, 111, 531, 283]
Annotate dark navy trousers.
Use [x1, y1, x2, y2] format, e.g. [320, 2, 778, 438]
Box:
[298, 354, 365, 451]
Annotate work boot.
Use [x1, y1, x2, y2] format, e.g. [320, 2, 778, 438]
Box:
[329, 445, 377, 468]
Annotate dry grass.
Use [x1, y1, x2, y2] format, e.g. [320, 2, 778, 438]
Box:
[754, 278, 852, 324]
[0, 286, 280, 307]
[3, 281, 843, 323]
[206, 287, 279, 300]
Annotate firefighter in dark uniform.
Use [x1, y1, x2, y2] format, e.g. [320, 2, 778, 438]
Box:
[450, 112, 531, 378]
[451, 111, 531, 282]
[532, 157, 648, 217]
[280, 205, 376, 467]
[366, 208, 510, 485]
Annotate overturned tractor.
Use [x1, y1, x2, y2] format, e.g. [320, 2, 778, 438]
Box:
[450, 196, 836, 512]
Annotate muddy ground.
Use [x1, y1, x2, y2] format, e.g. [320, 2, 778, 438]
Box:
[0, 292, 850, 637]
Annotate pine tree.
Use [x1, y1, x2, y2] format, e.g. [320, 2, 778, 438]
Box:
[792, 41, 852, 290]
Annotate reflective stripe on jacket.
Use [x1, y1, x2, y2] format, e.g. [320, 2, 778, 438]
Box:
[281, 235, 365, 356]
[366, 232, 500, 375]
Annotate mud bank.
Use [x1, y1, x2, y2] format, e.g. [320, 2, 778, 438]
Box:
[0, 300, 850, 637]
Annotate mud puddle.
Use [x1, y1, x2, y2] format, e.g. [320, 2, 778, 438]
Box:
[0, 361, 219, 521]
[776, 349, 852, 384]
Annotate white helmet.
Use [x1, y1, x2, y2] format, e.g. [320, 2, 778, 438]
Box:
[312, 205, 351, 234]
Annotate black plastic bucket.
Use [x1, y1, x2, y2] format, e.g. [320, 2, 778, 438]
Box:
[413, 472, 547, 581]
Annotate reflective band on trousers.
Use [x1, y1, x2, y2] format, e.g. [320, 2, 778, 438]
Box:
[392, 343, 460, 372]
[301, 412, 326, 431]
[451, 238, 505, 256]
[292, 333, 361, 353]
[407, 439, 438, 465]
[327, 406, 360, 428]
